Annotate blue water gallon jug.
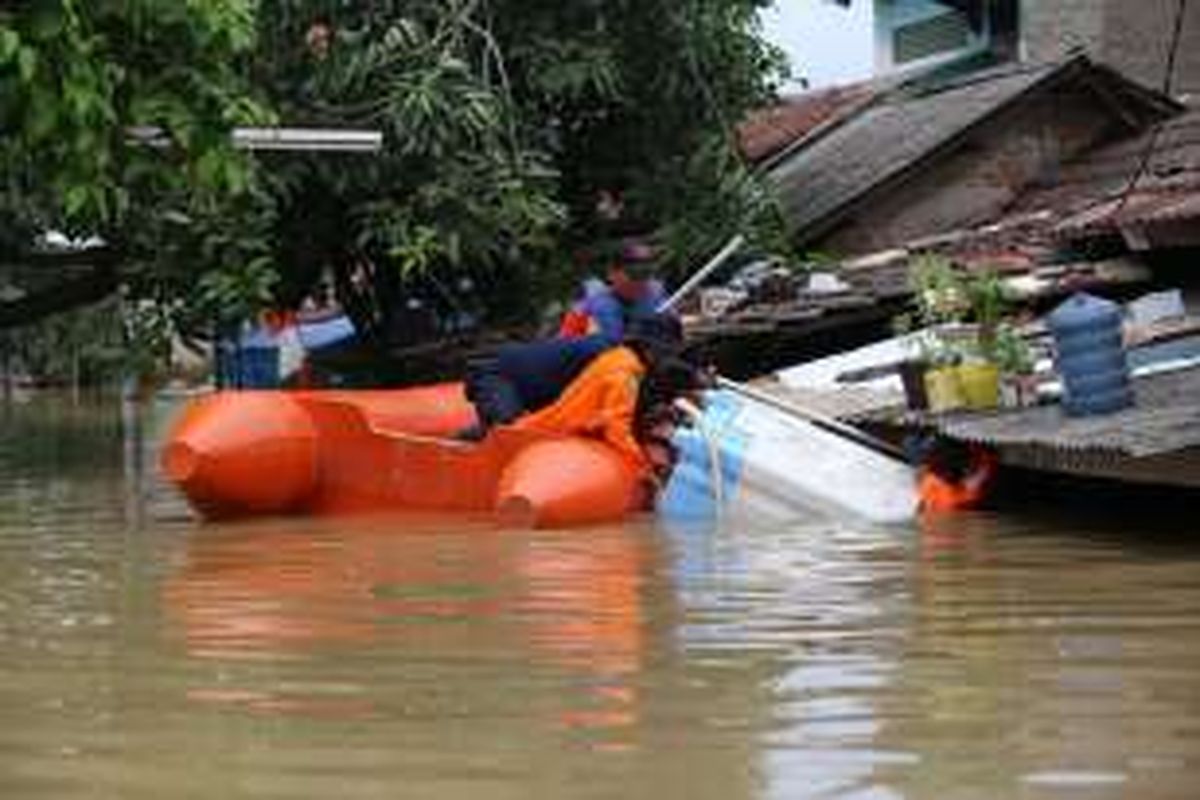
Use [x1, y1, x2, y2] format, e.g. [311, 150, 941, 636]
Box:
[1049, 292, 1133, 416]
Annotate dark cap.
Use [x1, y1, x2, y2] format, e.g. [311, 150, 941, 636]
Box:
[617, 239, 657, 280]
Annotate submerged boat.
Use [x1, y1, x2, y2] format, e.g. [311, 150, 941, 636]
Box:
[162, 384, 644, 528]
[661, 390, 918, 526]
[162, 382, 918, 528]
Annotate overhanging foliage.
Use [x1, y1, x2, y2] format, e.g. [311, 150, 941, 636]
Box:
[2, 0, 791, 363]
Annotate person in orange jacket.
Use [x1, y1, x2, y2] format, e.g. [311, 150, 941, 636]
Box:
[914, 437, 999, 512]
[513, 312, 695, 480]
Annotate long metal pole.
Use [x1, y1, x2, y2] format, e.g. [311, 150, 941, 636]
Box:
[661, 231, 906, 462]
[656, 234, 745, 313]
[715, 376, 905, 460]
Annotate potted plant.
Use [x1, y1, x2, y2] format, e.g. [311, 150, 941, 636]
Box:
[907, 255, 972, 412]
[911, 254, 971, 325]
[900, 257, 1018, 412]
[992, 324, 1039, 408]
[964, 268, 1008, 343]
[957, 268, 1018, 410]
[955, 345, 1000, 410]
[921, 335, 968, 412]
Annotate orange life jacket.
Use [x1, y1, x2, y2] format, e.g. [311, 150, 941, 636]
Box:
[513, 346, 649, 474]
[918, 447, 998, 512]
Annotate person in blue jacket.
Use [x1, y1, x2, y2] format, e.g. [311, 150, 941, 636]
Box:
[558, 238, 668, 344]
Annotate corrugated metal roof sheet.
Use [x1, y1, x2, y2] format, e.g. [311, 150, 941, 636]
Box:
[896, 365, 1200, 458]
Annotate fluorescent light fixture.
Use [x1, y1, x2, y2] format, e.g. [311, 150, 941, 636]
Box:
[126, 126, 383, 153]
[232, 127, 382, 152]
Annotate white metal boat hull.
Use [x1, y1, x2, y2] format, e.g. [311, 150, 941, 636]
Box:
[659, 390, 918, 526]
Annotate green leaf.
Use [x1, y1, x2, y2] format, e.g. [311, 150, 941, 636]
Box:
[0, 28, 19, 64]
[26, 87, 58, 140]
[16, 45, 37, 82]
[64, 184, 90, 219]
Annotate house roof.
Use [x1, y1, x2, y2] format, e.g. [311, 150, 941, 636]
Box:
[737, 83, 876, 165]
[1014, 102, 1200, 242]
[802, 101, 1200, 269]
[765, 56, 1180, 245]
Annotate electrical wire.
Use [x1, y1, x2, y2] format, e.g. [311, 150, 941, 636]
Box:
[1111, 0, 1190, 218]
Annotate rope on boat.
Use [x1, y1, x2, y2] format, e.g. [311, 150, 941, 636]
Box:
[675, 398, 724, 516]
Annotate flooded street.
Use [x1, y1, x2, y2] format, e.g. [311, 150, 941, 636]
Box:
[2, 396, 1199, 799]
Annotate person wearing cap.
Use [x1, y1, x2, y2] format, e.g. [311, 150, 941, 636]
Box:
[514, 312, 689, 477]
[558, 238, 669, 344]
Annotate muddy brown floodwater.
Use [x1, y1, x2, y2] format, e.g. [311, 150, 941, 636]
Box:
[1, 395, 1199, 799]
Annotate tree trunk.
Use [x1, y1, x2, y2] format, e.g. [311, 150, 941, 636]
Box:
[1, 332, 11, 402]
[71, 346, 80, 405]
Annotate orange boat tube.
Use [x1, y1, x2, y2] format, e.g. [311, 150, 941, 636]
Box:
[161, 385, 644, 528]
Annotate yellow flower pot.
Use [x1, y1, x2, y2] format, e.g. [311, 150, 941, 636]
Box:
[924, 366, 966, 413]
[956, 362, 1000, 410]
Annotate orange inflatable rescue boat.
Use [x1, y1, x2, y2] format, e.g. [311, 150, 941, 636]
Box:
[161, 385, 645, 528]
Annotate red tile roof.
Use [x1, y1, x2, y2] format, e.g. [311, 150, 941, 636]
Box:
[737, 82, 875, 164]
[1016, 103, 1200, 237]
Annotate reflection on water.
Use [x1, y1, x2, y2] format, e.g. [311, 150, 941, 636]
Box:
[163, 516, 655, 740]
[1, 395, 1200, 799]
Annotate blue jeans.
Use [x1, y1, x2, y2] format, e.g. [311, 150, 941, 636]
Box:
[463, 354, 525, 430]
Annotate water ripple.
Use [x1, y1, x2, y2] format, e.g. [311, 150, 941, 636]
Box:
[2, 398, 1200, 799]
